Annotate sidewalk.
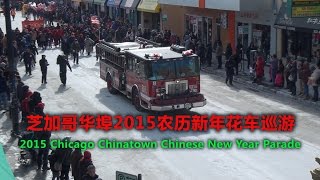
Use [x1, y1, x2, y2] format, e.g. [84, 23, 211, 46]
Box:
[202, 55, 320, 108]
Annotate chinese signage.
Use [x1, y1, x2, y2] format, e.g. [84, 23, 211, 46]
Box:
[292, 0, 320, 17]
[307, 17, 320, 24]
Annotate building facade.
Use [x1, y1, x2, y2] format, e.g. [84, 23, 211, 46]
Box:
[107, 0, 122, 19]
[137, 0, 160, 30]
[120, 0, 141, 27]
[159, 0, 237, 50]
[235, 0, 278, 63]
[275, 0, 320, 64]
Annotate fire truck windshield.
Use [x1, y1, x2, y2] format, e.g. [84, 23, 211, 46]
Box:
[146, 56, 200, 80]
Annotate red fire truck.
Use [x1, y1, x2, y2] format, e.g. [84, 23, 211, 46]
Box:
[98, 38, 206, 111]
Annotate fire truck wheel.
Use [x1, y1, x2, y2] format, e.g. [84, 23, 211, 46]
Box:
[107, 75, 117, 94]
[132, 89, 143, 112]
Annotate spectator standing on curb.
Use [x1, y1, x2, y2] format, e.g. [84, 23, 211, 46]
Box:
[308, 61, 320, 102]
[206, 42, 213, 67]
[82, 165, 100, 180]
[79, 151, 93, 180]
[216, 41, 223, 69]
[289, 61, 298, 96]
[71, 141, 83, 180]
[0, 70, 9, 111]
[225, 43, 232, 64]
[270, 54, 278, 85]
[35, 103, 51, 171]
[302, 62, 311, 99]
[297, 60, 304, 96]
[225, 55, 235, 86]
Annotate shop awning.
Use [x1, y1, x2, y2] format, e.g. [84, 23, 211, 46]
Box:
[275, 2, 320, 31]
[107, 0, 122, 7]
[0, 144, 15, 180]
[71, 0, 82, 2]
[137, 0, 160, 13]
[120, 0, 140, 9]
[93, 0, 106, 5]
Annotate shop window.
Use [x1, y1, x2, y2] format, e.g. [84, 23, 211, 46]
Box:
[284, 30, 312, 61]
[252, 24, 271, 63]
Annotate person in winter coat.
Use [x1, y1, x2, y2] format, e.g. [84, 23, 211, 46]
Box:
[225, 55, 235, 86]
[225, 43, 232, 63]
[39, 55, 49, 84]
[289, 61, 298, 96]
[302, 61, 311, 99]
[35, 103, 51, 171]
[206, 42, 213, 67]
[71, 39, 81, 64]
[16, 76, 25, 104]
[246, 42, 257, 69]
[255, 56, 265, 84]
[197, 43, 205, 66]
[48, 150, 61, 180]
[71, 142, 83, 180]
[270, 54, 278, 85]
[308, 61, 320, 101]
[0, 70, 9, 111]
[20, 48, 34, 75]
[82, 165, 100, 180]
[28, 91, 42, 114]
[216, 41, 223, 69]
[79, 151, 93, 179]
[235, 42, 243, 75]
[84, 36, 94, 56]
[57, 55, 72, 86]
[21, 86, 33, 122]
[60, 138, 73, 180]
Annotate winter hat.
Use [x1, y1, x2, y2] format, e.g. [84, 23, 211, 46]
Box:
[22, 85, 29, 92]
[87, 165, 95, 170]
[84, 151, 91, 159]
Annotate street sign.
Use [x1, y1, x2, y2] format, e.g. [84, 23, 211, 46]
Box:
[238, 25, 248, 35]
[116, 171, 138, 180]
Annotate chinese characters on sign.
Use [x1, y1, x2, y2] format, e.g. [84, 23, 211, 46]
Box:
[26, 114, 296, 132]
[307, 17, 320, 24]
[292, 0, 320, 17]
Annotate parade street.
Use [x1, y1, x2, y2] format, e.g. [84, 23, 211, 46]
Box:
[1, 12, 320, 180]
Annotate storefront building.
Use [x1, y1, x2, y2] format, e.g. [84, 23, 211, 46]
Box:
[92, 0, 106, 16]
[107, 0, 122, 19]
[235, 0, 278, 63]
[159, 0, 237, 50]
[120, 0, 141, 27]
[275, 1, 320, 63]
[137, 0, 160, 30]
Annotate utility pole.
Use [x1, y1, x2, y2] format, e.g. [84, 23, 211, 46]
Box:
[4, 0, 20, 136]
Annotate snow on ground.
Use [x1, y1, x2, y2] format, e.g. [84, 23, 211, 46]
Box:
[1, 12, 320, 180]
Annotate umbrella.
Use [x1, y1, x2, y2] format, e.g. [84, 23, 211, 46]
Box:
[0, 143, 15, 180]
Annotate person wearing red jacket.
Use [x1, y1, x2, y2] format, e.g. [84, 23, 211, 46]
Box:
[255, 56, 265, 84]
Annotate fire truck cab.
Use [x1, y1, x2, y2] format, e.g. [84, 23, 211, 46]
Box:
[99, 40, 206, 111]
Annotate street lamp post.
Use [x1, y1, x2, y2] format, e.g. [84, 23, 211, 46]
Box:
[4, 0, 20, 136]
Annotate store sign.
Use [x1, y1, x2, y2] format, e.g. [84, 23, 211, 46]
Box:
[292, 0, 320, 17]
[307, 17, 320, 24]
[162, 14, 168, 22]
[240, 12, 258, 19]
[238, 25, 249, 34]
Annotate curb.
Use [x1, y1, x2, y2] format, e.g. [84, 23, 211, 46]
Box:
[201, 68, 320, 108]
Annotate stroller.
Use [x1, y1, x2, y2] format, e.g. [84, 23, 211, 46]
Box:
[18, 131, 38, 165]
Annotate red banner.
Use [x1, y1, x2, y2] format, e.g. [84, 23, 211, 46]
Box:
[22, 19, 45, 30]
